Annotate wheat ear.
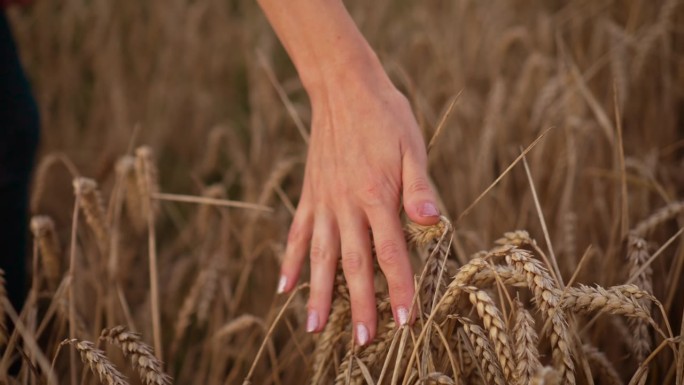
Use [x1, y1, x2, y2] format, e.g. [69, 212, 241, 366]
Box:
[62, 338, 129, 385]
[630, 201, 684, 237]
[30, 215, 62, 290]
[505, 249, 575, 385]
[311, 297, 350, 384]
[582, 344, 623, 385]
[512, 298, 541, 385]
[101, 326, 172, 385]
[116, 155, 146, 233]
[626, 235, 653, 362]
[73, 177, 109, 252]
[460, 317, 506, 385]
[560, 284, 653, 320]
[134, 146, 159, 222]
[334, 322, 398, 384]
[461, 286, 516, 383]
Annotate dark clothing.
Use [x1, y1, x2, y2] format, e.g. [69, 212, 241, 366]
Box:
[0, 10, 40, 311]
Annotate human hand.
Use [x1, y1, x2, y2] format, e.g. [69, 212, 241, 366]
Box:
[276, 66, 440, 345]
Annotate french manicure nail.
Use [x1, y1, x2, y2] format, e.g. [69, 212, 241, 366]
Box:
[356, 323, 369, 346]
[306, 310, 319, 333]
[397, 307, 409, 326]
[276, 276, 287, 294]
[420, 202, 439, 217]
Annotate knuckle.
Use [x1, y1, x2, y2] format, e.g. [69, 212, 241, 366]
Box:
[309, 243, 332, 265]
[287, 217, 309, 245]
[406, 177, 431, 195]
[375, 239, 403, 266]
[342, 250, 365, 275]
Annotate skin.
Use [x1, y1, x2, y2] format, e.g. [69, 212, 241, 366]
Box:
[257, 0, 440, 345]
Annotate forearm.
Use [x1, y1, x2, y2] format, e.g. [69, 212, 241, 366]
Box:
[256, 0, 390, 101]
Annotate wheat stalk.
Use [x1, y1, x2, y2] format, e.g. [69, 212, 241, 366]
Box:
[101, 326, 172, 385]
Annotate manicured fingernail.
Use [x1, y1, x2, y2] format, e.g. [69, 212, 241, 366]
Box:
[356, 323, 369, 346]
[306, 310, 319, 333]
[420, 202, 439, 217]
[276, 276, 287, 294]
[397, 307, 409, 326]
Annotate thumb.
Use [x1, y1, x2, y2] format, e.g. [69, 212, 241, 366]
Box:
[401, 147, 440, 225]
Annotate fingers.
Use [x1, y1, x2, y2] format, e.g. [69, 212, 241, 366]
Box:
[367, 207, 415, 326]
[402, 147, 440, 226]
[306, 211, 339, 332]
[339, 207, 376, 346]
[278, 205, 313, 294]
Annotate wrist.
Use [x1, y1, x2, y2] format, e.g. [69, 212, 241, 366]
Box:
[303, 43, 396, 109]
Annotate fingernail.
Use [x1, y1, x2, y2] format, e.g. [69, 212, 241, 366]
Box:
[306, 310, 319, 333]
[276, 276, 287, 294]
[420, 202, 439, 217]
[397, 307, 409, 326]
[356, 323, 369, 346]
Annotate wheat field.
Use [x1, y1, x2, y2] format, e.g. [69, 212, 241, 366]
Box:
[2, 0, 684, 384]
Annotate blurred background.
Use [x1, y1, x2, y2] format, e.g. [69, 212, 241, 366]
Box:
[3, 0, 684, 383]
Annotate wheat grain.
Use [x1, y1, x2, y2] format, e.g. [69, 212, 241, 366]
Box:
[101, 326, 172, 385]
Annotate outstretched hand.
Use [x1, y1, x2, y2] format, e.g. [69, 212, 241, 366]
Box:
[277, 68, 440, 345]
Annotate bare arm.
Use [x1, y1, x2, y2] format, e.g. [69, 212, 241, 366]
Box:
[258, 0, 440, 345]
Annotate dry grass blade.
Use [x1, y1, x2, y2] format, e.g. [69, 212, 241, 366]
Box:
[61, 338, 129, 385]
[101, 326, 172, 385]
